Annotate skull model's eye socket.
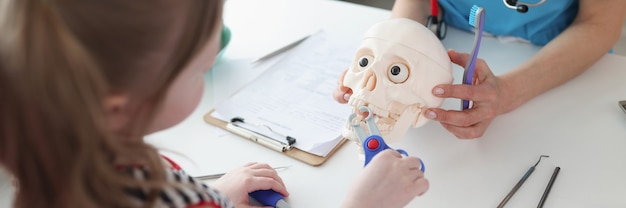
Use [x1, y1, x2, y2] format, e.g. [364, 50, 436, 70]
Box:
[356, 55, 373, 71]
[388, 63, 409, 83]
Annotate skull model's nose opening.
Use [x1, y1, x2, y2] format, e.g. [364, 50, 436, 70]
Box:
[360, 70, 377, 92]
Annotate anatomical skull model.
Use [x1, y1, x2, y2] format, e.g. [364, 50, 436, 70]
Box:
[343, 18, 453, 145]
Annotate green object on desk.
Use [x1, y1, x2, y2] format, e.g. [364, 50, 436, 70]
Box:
[207, 24, 230, 74]
[217, 24, 231, 58]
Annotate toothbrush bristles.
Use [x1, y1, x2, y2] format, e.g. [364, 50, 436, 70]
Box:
[469, 5, 482, 27]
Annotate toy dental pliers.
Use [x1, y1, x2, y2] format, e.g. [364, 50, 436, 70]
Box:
[348, 106, 425, 172]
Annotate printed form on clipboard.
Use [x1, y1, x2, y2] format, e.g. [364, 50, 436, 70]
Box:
[210, 31, 358, 159]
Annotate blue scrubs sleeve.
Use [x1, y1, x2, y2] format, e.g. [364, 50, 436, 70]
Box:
[438, 0, 578, 46]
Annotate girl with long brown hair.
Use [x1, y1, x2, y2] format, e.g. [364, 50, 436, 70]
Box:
[0, 0, 429, 207]
[0, 0, 276, 207]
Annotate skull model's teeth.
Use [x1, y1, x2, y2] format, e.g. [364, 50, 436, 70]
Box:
[348, 99, 399, 134]
[349, 99, 364, 110]
[377, 122, 390, 134]
[349, 99, 392, 121]
[369, 105, 389, 118]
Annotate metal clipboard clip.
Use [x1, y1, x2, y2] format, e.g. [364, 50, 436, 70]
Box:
[225, 117, 296, 152]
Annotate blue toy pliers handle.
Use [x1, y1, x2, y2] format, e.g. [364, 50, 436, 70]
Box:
[349, 106, 425, 172]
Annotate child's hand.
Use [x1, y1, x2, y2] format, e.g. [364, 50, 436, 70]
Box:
[211, 162, 289, 207]
[342, 149, 429, 208]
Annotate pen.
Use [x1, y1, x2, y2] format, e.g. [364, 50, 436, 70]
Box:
[537, 166, 560, 208]
[498, 155, 549, 208]
[253, 35, 310, 63]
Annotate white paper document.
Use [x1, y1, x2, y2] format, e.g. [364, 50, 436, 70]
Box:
[214, 31, 358, 156]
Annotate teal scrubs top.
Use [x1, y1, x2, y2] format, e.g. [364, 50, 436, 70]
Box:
[438, 0, 579, 46]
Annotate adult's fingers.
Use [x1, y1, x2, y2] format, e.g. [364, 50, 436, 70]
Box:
[448, 49, 469, 68]
[426, 108, 484, 127]
[333, 69, 352, 103]
[439, 118, 492, 139]
[333, 87, 351, 103]
[447, 49, 494, 85]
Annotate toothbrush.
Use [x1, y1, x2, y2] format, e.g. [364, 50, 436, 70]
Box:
[462, 5, 485, 110]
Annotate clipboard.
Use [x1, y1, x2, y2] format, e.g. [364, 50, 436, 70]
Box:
[203, 109, 348, 166]
[204, 31, 359, 166]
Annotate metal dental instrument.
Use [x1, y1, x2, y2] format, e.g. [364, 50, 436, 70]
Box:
[193, 166, 290, 180]
[537, 166, 561, 208]
[497, 155, 550, 208]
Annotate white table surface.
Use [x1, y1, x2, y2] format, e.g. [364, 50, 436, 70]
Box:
[145, 0, 626, 207]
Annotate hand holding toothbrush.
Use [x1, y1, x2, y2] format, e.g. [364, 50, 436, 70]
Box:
[425, 48, 512, 139]
[424, 6, 514, 139]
